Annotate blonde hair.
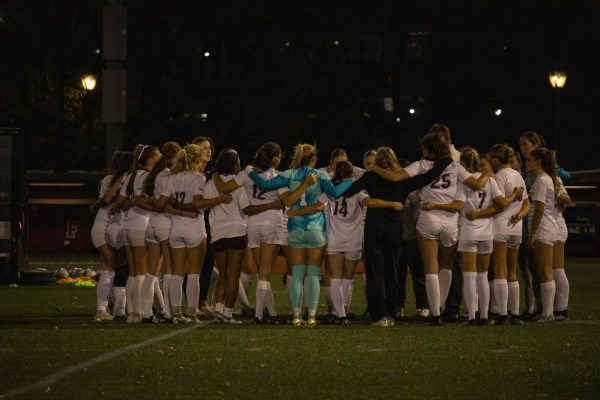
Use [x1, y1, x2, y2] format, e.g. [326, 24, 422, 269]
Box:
[459, 147, 481, 173]
[374, 146, 401, 171]
[289, 143, 317, 169]
[171, 144, 203, 174]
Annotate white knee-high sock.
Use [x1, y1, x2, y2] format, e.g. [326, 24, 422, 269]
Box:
[96, 271, 115, 312]
[266, 282, 276, 316]
[169, 275, 184, 315]
[553, 269, 569, 312]
[426, 274, 441, 317]
[162, 274, 173, 319]
[238, 279, 250, 307]
[186, 274, 200, 313]
[508, 281, 520, 315]
[438, 269, 453, 308]
[141, 273, 156, 318]
[125, 276, 134, 315]
[133, 275, 145, 316]
[476, 273, 490, 319]
[153, 277, 165, 315]
[240, 272, 250, 295]
[493, 279, 508, 316]
[255, 280, 269, 320]
[462, 272, 477, 320]
[112, 286, 126, 316]
[330, 278, 345, 317]
[341, 278, 353, 308]
[541, 281, 556, 318]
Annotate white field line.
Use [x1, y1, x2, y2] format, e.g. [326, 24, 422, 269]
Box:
[0, 322, 208, 399]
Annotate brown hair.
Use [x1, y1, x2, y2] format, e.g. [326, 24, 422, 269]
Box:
[530, 148, 557, 188]
[428, 123, 451, 143]
[520, 131, 545, 149]
[254, 142, 282, 171]
[421, 132, 452, 161]
[126, 144, 158, 197]
[192, 136, 215, 159]
[332, 160, 354, 184]
[489, 143, 514, 165]
[144, 142, 182, 196]
[374, 146, 401, 171]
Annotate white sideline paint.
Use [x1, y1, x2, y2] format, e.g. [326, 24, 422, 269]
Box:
[0, 323, 208, 399]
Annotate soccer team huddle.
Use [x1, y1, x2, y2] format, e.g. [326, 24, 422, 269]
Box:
[90, 124, 571, 327]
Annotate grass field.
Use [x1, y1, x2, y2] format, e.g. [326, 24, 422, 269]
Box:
[1, 258, 599, 399]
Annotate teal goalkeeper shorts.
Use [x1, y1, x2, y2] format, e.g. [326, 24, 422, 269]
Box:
[287, 229, 327, 248]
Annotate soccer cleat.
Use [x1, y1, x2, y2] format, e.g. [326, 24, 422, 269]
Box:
[520, 311, 540, 322]
[323, 313, 337, 325]
[441, 310, 459, 322]
[491, 315, 509, 326]
[213, 311, 225, 324]
[464, 319, 477, 326]
[554, 310, 569, 321]
[306, 317, 317, 327]
[253, 317, 265, 325]
[415, 308, 430, 318]
[510, 315, 523, 325]
[141, 316, 159, 324]
[173, 315, 192, 324]
[538, 314, 555, 323]
[223, 316, 242, 324]
[337, 316, 351, 325]
[161, 317, 174, 324]
[430, 316, 443, 326]
[270, 315, 286, 325]
[477, 318, 490, 326]
[371, 319, 388, 327]
[197, 305, 213, 317]
[113, 314, 127, 322]
[94, 311, 114, 322]
[241, 305, 255, 317]
[292, 317, 305, 326]
[346, 312, 357, 321]
[386, 317, 395, 327]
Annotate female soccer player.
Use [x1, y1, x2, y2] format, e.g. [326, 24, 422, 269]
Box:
[117, 144, 160, 323]
[247, 143, 353, 326]
[370, 126, 490, 325]
[204, 149, 252, 324]
[526, 148, 559, 321]
[91, 151, 126, 321]
[488, 144, 530, 325]
[141, 141, 181, 323]
[160, 144, 230, 323]
[318, 161, 368, 325]
[344, 146, 452, 326]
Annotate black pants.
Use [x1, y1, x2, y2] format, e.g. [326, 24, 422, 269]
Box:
[398, 239, 429, 310]
[364, 227, 402, 322]
[199, 214, 213, 302]
[444, 256, 462, 314]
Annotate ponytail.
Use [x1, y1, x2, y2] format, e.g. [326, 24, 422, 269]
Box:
[459, 147, 481, 173]
[489, 143, 513, 165]
[530, 148, 557, 188]
[171, 144, 202, 174]
[289, 143, 316, 169]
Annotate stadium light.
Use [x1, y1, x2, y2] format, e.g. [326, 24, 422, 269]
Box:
[81, 74, 97, 91]
[204, 51, 210, 58]
[495, 109, 502, 116]
[409, 108, 415, 114]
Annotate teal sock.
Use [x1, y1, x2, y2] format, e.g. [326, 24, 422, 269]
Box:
[291, 265, 306, 310]
[306, 265, 321, 314]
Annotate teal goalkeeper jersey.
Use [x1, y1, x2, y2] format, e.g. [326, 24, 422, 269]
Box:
[249, 166, 353, 232]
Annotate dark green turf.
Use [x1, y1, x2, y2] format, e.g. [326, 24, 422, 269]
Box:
[1, 258, 599, 399]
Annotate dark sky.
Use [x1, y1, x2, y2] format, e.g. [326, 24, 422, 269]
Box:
[1, 0, 599, 171]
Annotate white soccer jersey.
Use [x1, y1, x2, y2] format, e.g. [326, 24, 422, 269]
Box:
[527, 172, 558, 235]
[456, 173, 502, 241]
[205, 174, 250, 242]
[148, 168, 172, 228]
[556, 177, 568, 241]
[120, 170, 151, 230]
[94, 175, 113, 225]
[163, 171, 206, 235]
[319, 191, 368, 252]
[492, 167, 528, 237]
[234, 168, 285, 226]
[405, 159, 470, 222]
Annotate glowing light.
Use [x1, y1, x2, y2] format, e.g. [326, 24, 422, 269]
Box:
[204, 51, 210, 58]
[396, 117, 401, 122]
[409, 108, 415, 114]
[495, 109, 502, 116]
[81, 75, 97, 91]
[333, 40, 340, 46]
[548, 71, 567, 89]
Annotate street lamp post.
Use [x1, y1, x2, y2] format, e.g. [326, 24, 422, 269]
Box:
[548, 71, 567, 150]
[81, 74, 97, 164]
